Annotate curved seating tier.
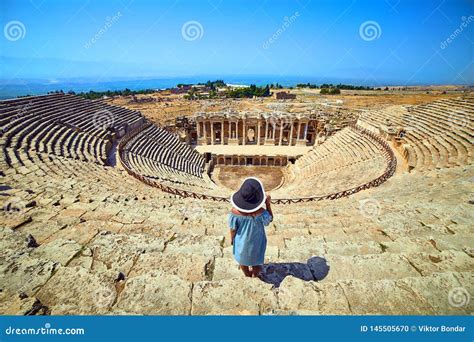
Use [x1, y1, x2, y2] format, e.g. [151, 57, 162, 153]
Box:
[0, 93, 144, 166]
[273, 126, 389, 197]
[357, 96, 473, 171]
[120, 122, 216, 192]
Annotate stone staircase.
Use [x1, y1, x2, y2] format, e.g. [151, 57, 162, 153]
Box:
[1, 156, 472, 315]
[0, 94, 472, 315]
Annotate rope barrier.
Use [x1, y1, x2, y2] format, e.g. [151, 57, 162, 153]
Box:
[118, 122, 397, 204]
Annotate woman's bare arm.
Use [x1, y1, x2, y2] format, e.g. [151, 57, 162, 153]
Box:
[265, 193, 273, 218]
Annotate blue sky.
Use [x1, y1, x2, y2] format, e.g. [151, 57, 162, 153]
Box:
[0, 0, 473, 85]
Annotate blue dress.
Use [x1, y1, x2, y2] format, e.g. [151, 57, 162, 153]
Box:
[228, 210, 273, 266]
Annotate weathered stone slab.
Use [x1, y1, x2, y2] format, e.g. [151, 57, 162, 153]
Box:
[115, 271, 191, 315]
[267, 228, 310, 248]
[44, 220, 100, 245]
[432, 234, 474, 252]
[0, 296, 50, 315]
[308, 227, 347, 241]
[0, 255, 58, 297]
[339, 278, 436, 314]
[404, 250, 474, 276]
[30, 239, 82, 266]
[279, 236, 325, 260]
[88, 232, 166, 275]
[165, 234, 223, 257]
[58, 208, 87, 218]
[36, 266, 116, 314]
[0, 228, 31, 260]
[111, 212, 147, 224]
[212, 257, 243, 281]
[139, 226, 176, 241]
[277, 276, 351, 314]
[382, 237, 438, 254]
[322, 254, 419, 282]
[0, 214, 32, 229]
[16, 222, 67, 243]
[324, 241, 381, 256]
[397, 272, 472, 315]
[191, 278, 277, 315]
[130, 252, 212, 282]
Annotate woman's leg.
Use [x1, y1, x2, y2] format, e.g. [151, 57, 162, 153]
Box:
[240, 265, 252, 277]
[251, 265, 262, 278]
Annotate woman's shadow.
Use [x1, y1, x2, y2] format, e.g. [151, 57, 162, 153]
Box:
[260, 256, 330, 287]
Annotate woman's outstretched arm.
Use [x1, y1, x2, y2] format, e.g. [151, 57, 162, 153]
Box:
[265, 193, 273, 218]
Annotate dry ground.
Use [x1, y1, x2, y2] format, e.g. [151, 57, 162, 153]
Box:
[215, 166, 284, 192]
[107, 86, 470, 124]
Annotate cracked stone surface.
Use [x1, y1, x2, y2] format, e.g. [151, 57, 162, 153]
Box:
[1, 133, 473, 316]
[87, 232, 166, 275]
[278, 276, 351, 314]
[191, 278, 277, 315]
[130, 252, 212, 282]
[35, 266, 116, 315]
[164, 234, 224, 257]
[30, 239, 82, 266]
[115, 271, 192, 315]
[338, 277, 437, 315]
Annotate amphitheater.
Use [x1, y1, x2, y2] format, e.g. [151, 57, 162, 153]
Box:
[0, 92, 472, 315]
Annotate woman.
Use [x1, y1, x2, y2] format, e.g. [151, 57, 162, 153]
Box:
[228, 177, 273, 278]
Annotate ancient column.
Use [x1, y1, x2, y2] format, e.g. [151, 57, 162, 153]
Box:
[221, 120, 224, 144]
[210, 121, 214, 145]
[203, 120, 207, 143]
[279, 118, 283, 145]
[196, 119, 201, 139]
[289, 120, 294, 145]
[228, 121, 231, 139]
[257, 119, 261, 145]
[243, 119, 246, 145]
[272, 122, 276, 141]
[297, 121, 301, 140]
[265, 120, 269, 143]
[304, 123, 308, 141]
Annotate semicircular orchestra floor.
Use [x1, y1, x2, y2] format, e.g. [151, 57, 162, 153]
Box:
[213, 166, 284, 192]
